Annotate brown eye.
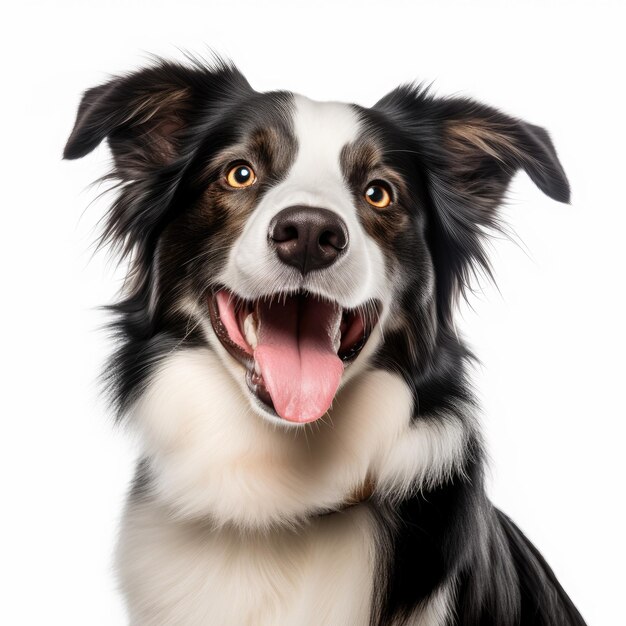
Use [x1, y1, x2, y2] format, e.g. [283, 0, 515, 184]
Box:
[364, 183, 392, 209]
[226, 163, 256, 188]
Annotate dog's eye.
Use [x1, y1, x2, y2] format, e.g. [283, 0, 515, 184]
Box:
[364, 182, 392, 209]
[226, 163, 257, 188]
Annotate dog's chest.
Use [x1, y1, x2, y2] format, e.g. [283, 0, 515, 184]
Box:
[117, 499, 377, 626]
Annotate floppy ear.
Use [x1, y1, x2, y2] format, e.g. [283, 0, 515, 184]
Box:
[435, 101, 570, 207]
[63, 59, 252, 176]
[63, 59, 253, 309]
[375, 86, 570, 321]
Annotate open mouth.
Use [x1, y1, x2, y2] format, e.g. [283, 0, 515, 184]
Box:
[208, 289, 379, 423]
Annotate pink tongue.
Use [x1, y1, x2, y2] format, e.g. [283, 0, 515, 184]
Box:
[254, 296, 344, 423]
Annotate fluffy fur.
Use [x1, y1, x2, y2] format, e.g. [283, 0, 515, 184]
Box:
[65, 56, 586, 625]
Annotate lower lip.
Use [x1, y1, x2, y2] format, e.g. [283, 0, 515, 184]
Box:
[245, 367, 276, 414]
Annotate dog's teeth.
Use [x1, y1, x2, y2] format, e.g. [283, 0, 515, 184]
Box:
[254, 360, 261, 376]
[243, 313, 258, 349]
[331, 310, 342, 353]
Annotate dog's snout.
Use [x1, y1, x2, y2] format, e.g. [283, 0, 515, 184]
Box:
[268, 206, 348, 274]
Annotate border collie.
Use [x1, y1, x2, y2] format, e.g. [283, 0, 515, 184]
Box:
[64, 57, 586, 625]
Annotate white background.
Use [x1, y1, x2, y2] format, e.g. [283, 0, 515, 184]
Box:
[2, 1, 625, 624]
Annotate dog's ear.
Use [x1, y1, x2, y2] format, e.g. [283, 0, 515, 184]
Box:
[432, 100, 570, 207]
[377, 85, 570, 208]
[63, 59, 252, 311]
[375, 85, 570, 321]
[63, 59, 251, 176]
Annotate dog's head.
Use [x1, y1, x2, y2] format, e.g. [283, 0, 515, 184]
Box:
[65, 59, 569, 428]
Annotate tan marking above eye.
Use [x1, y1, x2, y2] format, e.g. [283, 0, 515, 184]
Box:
[226, 163, 257, 188]
[364, 182, 392, 209]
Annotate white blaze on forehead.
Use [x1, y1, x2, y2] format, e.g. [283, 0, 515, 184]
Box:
[277, 95, 361, 210]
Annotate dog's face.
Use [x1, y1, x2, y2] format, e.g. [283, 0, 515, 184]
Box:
[178, 93, 409, 425]
[65, 60, 569, 430]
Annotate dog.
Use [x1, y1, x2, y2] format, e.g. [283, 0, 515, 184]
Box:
[64, 57, 586, 625]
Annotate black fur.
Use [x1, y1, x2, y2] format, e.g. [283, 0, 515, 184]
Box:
[65, 57, 585, 625]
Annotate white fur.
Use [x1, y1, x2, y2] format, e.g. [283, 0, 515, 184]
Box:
[409, 581, 456, 626]
[218, 94, 390, 311]
[118, 498, 378, 626]
[374, 411, 471, 501]
[128, 347, 467, 529]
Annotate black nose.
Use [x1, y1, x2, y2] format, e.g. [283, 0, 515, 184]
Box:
[268, 206, 349, 274]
